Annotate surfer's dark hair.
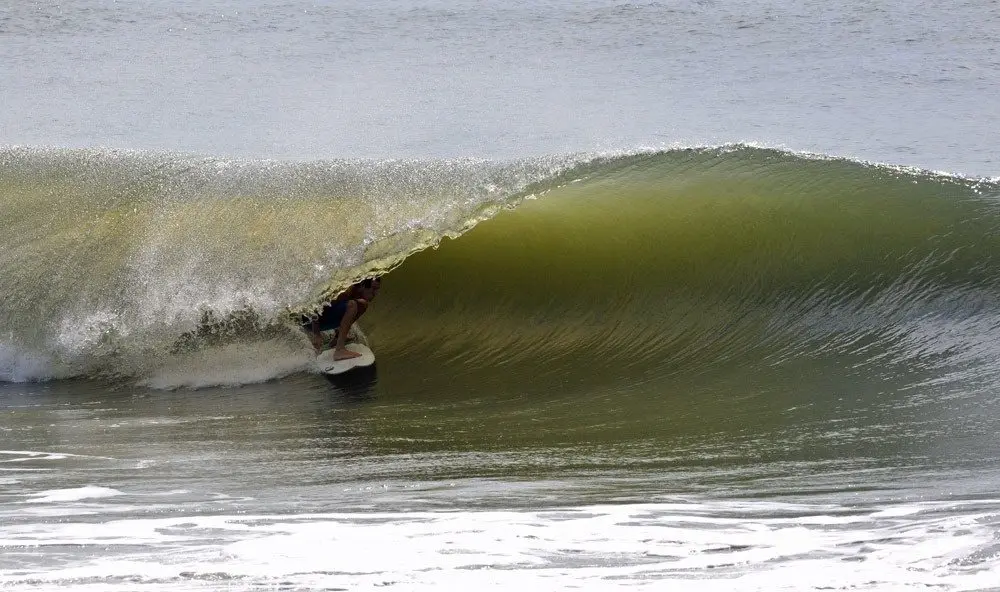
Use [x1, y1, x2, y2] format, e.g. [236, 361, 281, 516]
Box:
[361, 276, 381, 288]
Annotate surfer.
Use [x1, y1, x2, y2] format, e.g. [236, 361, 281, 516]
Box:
[303, 277, 381, 360]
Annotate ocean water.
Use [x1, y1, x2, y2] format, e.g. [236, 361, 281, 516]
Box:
[3, 1, 1000, 590]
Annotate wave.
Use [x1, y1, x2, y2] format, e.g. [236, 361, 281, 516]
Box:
[2, 145, 999, 389]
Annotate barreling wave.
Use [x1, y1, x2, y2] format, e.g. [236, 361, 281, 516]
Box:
[2, 145, 999, 391]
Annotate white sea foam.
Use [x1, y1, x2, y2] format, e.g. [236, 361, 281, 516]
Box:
[2, 500, 997, 591]
[0, 342, 54, 383]
[139, 340, 313, 389]
[24, 486, 124, 504]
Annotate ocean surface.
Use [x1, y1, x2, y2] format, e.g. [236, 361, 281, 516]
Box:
[3, 1, 1000, 590]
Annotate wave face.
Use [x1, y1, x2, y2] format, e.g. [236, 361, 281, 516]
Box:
[2, 146, 1000, 392]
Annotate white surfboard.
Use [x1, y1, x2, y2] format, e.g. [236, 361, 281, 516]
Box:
[315, 343, 375, 375]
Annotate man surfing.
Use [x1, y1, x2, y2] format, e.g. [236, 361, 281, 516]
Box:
[302, 276, 381, 361]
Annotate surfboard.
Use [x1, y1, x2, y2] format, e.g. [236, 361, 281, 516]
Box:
[315, 343, 375, 375]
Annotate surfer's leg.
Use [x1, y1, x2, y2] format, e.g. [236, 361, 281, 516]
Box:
[344, 298, 369, 341]
[333, 300, 365, 360]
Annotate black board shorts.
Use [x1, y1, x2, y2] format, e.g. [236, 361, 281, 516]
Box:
[300, 300, 350, 332]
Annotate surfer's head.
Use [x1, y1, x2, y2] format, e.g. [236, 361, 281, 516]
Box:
[360, 276, 381, 299]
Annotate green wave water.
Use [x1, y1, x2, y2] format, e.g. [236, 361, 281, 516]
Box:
[2, 146, 999, 393]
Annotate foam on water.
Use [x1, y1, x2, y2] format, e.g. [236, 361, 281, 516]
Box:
[139, 339, 315, 390]
[2, 500, 998, 590]
[0, 344, 54, 384]
[24, 486, 123, 504]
